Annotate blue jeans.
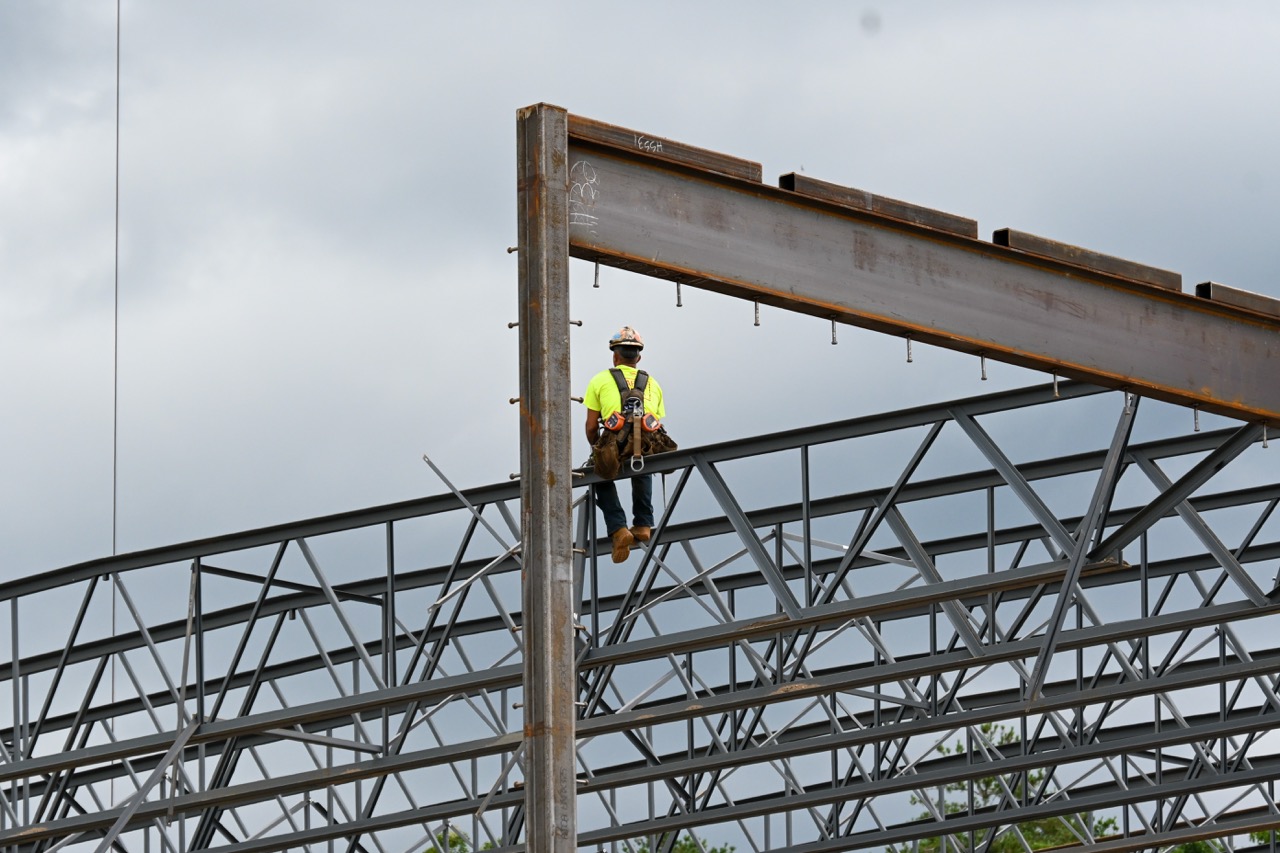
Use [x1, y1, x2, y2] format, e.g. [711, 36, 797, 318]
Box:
[594, 475, 653, 536]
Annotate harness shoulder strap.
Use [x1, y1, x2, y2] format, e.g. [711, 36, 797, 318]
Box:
[609, 368, 630, 395]
[633, 370, 649, 392]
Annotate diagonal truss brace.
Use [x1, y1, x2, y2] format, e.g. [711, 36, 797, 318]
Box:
[1025, 396, 1137, 700]
[92, 719, 199, 853]
[951, 408, 1076, 556]
[693, 454, 803, 620]
[1089, 423, 1264, 571]
[1129, 451, 1270, 606]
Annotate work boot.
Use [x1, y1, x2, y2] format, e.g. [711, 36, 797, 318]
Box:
[630, 526, 651, 544]
[610, 527, 635, 563]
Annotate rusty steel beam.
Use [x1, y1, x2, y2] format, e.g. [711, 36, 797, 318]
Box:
[1197, 279, 1280, 318]
[563, 115, 1280, 426]
[516, 102, 577, 852]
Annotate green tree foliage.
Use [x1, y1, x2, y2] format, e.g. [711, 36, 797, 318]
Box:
[887, 722, 1116, 853]
[885, 723, 1244, 853]
[417, 829, 473, 852]
[417, 827, 732, 853]
[632, 833, 735, 853]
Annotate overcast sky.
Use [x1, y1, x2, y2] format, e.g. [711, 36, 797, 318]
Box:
[4, 2, 1280, 575]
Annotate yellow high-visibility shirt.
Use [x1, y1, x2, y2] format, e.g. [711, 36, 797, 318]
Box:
[584, 366, 666, 419]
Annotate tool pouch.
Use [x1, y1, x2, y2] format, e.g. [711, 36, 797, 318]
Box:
[641, 426, 678, 455]
[591, 429, 621, 480]
[593, 419, 678, 481]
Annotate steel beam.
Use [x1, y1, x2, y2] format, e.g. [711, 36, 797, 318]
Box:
[563, 117, 1280, 426]
[516, 101, 576, 852]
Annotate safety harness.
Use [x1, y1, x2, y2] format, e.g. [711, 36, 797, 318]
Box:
[597, 368, 672, 473]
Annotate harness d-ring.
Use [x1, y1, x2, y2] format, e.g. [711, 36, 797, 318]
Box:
[630, 455, 645, 473]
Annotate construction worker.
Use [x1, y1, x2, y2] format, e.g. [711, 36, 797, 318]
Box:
[584, 326, 667, 563]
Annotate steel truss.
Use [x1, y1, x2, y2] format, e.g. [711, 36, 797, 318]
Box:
[3, 379, 1280, 852]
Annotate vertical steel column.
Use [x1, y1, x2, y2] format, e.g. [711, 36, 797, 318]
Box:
[516, 102, 576, 852]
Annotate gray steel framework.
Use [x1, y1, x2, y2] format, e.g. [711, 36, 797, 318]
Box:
[4, 379, 1280, 852]
[532, 103, 1280, 850]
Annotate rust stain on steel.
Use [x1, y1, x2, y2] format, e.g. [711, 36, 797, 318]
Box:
[852, 232, 879, 274]
[780, 172, 980, 239]
[994, 227, 1182, 291]
[524, 721, 546, 738]
[1008, 280, 1089, 321]
[746, 613, 791, 630]
[520, 406, 542, 444]
[770, 682, 817, 697]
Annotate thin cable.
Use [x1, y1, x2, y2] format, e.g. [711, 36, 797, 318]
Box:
[112, 0, 121, 556]
[111, 0, 121, 809]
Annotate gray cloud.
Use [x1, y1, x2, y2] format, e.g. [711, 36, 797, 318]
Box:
[4, 1, 1280, 575]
